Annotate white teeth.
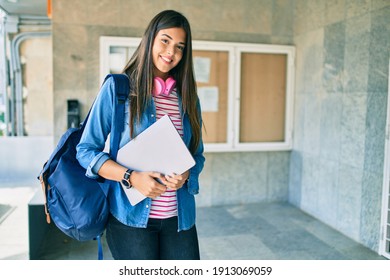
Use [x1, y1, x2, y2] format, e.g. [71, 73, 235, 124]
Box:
[162, 56, 172, 63]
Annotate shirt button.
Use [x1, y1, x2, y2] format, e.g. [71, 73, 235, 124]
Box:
[151, 114, 154, 118]
[146, 205, 149, 208]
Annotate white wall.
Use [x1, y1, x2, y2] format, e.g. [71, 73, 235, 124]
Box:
[0, 137, 53, 186]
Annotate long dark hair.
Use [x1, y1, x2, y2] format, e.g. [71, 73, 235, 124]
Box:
[122, 10, 201, 154]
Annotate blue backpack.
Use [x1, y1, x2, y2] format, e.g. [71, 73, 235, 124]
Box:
[38, 74, 130, 259]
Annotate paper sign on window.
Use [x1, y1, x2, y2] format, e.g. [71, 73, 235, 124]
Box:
[194, 57, 211, 83]
[198, 86, 219, 112]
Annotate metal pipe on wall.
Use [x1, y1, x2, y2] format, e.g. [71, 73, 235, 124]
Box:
[0, 16, 8, 136]
[9, 30, 51, 136]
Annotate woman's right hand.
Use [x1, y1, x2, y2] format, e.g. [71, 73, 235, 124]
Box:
[130, 171, 167, 198]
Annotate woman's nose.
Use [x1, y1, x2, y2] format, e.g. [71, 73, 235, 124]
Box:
[167, 46, 174, 55]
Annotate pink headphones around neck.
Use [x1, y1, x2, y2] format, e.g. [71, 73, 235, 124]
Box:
[153, 76, 176, 97]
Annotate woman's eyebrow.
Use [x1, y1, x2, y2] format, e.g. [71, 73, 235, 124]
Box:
[161, 33, 186, 46]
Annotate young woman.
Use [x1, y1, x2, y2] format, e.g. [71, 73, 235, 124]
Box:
[76, 10, 205, 260]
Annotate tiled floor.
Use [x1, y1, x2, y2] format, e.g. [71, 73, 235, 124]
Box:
[197, 203, 385, 260]
[0, 185, 386, 260]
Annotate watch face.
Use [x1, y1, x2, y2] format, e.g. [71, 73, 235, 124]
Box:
[122, 169, 132, 188]
[121, 179, 130, 187]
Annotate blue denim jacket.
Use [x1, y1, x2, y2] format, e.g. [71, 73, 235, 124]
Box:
[76, 76, 205, 231]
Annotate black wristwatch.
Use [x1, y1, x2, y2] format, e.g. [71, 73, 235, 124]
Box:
[121, 169, 133, 189]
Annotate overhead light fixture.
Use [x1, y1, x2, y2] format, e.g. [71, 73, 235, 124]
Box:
[6, 0, 18, 3]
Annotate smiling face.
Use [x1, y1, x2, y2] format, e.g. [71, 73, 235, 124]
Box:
[152, 27, 186, 79]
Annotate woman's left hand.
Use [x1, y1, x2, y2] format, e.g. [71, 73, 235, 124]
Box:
[163, 170, 189, 190]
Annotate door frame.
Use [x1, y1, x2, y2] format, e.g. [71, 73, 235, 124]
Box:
[380, 58, 390, 259]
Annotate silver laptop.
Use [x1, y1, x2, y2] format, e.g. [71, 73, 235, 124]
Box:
[116, 115, 195, 206]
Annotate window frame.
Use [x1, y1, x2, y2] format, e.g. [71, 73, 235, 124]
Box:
[233, 43, 295, 151]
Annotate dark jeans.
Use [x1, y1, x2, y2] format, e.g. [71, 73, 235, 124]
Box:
[106, 214, 200, 260]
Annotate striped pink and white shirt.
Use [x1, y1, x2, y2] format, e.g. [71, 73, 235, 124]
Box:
[149, 89, 182, 219]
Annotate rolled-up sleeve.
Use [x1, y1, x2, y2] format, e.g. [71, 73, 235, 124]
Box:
[76, 77, 115, 179]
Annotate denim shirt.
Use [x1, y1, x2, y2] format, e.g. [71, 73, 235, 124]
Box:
[76, 76, 205, 231]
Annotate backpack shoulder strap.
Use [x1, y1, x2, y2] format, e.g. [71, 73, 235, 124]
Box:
[106, 73, 130, 161]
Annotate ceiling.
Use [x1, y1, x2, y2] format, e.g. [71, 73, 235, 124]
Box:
[0, 0, 47, 17]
